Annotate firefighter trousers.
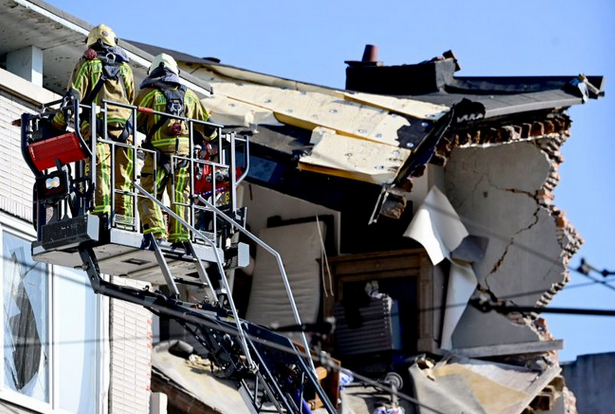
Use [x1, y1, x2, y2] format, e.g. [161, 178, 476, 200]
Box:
[86, 138, 134, 222]
[138, 151, 191, 243]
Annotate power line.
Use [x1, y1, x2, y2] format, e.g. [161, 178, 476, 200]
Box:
[5, 258, 615, 354]
[471, 298, 615, 318]
[573, 258, 615, 293]
[6, 182, 615, 328]
[6, 260, 614, 412]
[576, 258, 615, 278]
[6, 275, 615, 352]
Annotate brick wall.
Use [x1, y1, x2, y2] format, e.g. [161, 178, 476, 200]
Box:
[109, 276, 153, 414]
[0, 90, 37, 221]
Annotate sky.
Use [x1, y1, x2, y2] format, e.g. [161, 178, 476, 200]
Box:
[44, 0, 615, 362]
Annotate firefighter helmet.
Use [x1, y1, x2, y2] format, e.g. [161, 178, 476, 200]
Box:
[86, 24, 118, 47]
[148, 53, 180, 75]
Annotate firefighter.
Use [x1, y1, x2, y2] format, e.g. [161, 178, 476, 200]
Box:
[135, 53, 217, 245]
[52, 24, 135, 225]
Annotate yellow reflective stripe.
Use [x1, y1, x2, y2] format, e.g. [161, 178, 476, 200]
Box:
[98, 142, 111, 208]
[139, 89, 158, 107]
[153, 168, 167, 225]
[106, 116, 129, 124]
[72, 60, 90, 92]
[174, 166, 186, 223]
[136, 89, 160, 137]
[168, 233, 189, 241]
[92, 205, 110, 214]
[151, 137, 189, 147]
[143, 227, 166, 236]
[120, 64, 135, 99]
[51, 112, 66, 129]
[121, 150, 134, 215]
[170, 163, 190, 239]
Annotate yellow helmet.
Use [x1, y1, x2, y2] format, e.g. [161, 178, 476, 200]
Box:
[149, 53, 180, 75]
[86, 24, 117, 47]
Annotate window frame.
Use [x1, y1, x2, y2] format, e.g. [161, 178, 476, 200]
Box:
[0, 212, 107, 414]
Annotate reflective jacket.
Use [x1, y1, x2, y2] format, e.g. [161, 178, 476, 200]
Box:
[52, 53, 135, 134]
[135, 84, 216, 154]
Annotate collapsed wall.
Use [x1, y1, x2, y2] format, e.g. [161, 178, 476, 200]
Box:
[436, 111, 582, 348]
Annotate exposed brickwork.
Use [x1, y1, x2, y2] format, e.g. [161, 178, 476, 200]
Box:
[561, 385, 579, 414]
[109, 277, 153, 414]
[436, 110, 572, 159]
[0, 90, 37, 221]
[435, 109, 582, 319]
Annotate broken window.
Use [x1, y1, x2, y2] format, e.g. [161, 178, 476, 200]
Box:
[1, 225, 103, 413]
[2, 230, 49, 402]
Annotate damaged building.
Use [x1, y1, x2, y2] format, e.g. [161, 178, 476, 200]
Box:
[0, 0, 606, 413]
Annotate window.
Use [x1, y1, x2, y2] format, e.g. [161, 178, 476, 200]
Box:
[0, 220, 105, 414]
[3, 230, 50, 402]
[56, 266, 105, 414]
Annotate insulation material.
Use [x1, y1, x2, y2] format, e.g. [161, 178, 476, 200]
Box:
[409, 356, 561, 414]
[204, 81, 410, 146]
[200, 94, 281, 127]
[192, 65, 344, 97]
[403, 186, 477, 350]
[299, 130, 411, 185]
[245, 221, 326, 331]
[344, 91, 449, 120]
[193, 64, 450, 121]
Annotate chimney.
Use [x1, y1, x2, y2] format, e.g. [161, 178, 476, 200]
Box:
[345, 45, 459, 95]
[345, 44, 383, 68]
[361, 44, 379, 63]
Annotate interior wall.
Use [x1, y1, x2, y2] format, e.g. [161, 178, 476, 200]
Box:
[240, 182, 341, 253]
[407, 164, 444, 215]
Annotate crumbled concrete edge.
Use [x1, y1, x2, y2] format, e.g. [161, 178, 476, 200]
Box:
[530, 131, 584, 309]
[435, 110, 583, 325]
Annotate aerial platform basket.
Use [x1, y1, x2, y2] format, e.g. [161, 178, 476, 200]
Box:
[19, 98, 248, 284]
[31, 213, 227, 285]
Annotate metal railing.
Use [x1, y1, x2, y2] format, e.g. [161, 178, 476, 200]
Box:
[23, 96, 315, 374]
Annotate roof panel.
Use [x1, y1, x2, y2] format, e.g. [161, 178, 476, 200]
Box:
[299, 128, 411, 184]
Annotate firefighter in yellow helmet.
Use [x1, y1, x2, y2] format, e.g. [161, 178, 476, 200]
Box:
[52, 24, 135, 226]
[135, 53, 216, 245]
